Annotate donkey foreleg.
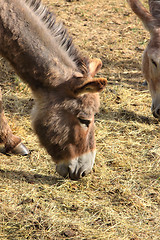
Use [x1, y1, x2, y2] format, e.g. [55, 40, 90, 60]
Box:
[0, 88, 29, 155]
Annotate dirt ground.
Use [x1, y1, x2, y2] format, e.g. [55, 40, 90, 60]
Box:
[0, 0, 160, 239]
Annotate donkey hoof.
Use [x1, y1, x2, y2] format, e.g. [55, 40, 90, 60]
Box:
[11, 143, 30, 155]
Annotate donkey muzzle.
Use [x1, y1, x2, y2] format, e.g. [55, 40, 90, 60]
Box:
[56, 150, 96, 180]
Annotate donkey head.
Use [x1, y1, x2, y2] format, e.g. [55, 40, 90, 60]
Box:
[32, 59, 107, 180]
[128, 0, 160, 118]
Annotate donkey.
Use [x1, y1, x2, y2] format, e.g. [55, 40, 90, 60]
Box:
[0, 0, 107, 180]
[128, 0, 160, 119]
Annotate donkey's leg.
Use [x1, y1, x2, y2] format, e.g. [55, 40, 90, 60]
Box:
[0, 88, 29, 155]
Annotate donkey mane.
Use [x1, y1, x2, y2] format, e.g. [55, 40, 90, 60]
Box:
[25, 0, 89, 75]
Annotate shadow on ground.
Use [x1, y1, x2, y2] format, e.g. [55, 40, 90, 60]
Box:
[97, 108, 159, 125]
[0, 168, 64, 186]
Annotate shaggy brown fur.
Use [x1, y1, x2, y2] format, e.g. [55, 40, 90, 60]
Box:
[0, 88, 21, 151]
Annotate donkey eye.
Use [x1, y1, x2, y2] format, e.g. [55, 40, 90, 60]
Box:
[78, 118, 91, 128]
[151, 59, 157, 68]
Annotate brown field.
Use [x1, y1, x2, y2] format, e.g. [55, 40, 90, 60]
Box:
[0, 0, 160, 239]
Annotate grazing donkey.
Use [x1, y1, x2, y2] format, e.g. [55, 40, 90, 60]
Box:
[128, 0, 160, 119]
[0, 0, 107, 180]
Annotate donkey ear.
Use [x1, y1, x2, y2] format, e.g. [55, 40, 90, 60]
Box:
[89, 58, 103, 77]
[73, 78, 107, 96]
[128, 0, 154, 32]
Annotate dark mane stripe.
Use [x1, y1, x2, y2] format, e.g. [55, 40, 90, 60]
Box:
[24, 0, 89, 75]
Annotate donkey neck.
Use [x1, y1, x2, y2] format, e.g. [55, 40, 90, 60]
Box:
[0, 0, 83, 90]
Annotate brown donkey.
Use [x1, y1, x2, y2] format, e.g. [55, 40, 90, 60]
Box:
[128, 0, 160, 118]
[0, 0, 107, 180]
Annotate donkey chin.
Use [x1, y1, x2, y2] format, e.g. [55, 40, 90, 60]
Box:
[56, 150, 96, 180]
[151, 98, 160, 119]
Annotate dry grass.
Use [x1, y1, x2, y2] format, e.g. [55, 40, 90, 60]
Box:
[0, 0, 160, 239]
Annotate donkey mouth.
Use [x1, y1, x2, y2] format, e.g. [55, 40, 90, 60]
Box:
[56, 150, 96, 180]
[152, 110, 160, 119]
[151, 105, 160, 119]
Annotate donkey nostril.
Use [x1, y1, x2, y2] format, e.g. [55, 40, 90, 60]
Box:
[153, 111, 158, 118]
[156, 109, 160, 116]
[153, 108, 160, 118]
[81, 171, 86, 177]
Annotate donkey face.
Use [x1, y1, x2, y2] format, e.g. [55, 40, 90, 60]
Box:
[32, 59, 107, 180]
[143, 37, 160, 118]
[128, 0, 160, 118]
